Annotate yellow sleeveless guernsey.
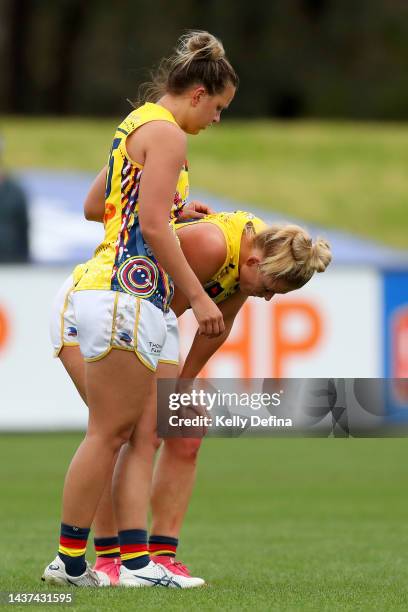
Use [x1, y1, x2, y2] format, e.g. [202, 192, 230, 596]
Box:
[173, 210, 267, 304]
[73, 102, 189, 313]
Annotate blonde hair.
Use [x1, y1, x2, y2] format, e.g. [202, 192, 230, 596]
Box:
[139, 30, 238, 103]
[252, 224, 332, 287]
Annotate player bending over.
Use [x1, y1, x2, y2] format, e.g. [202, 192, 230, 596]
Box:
[49, 209, 331, 586]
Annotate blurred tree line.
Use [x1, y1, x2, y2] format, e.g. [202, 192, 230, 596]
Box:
[2, 0, 408, 119]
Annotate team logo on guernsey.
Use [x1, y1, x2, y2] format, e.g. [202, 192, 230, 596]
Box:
[204, 280, 223, 299]
[117, 256, 159, 298]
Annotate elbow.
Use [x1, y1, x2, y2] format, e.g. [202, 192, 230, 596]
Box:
[84, 205, 103, 222]
[139, 218, 168, 243]
[84, 202, 97, 221]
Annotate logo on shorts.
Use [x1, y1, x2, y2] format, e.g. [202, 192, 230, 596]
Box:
[117, 256, 159, 299]
[148, 341, 162, 355]
[67, 326, 78, 337]
[119, 332, 132, 344]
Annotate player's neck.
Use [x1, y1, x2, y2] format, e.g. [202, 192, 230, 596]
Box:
[238, 231, 253, 269]
[156, 95, 187, 130]
[239, 231, 263, 272]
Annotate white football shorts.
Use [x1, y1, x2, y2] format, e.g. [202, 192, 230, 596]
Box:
[50, 274, 179, 371]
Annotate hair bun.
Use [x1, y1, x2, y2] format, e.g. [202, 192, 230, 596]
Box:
[310, 238, 332, 272]
[291, 230, 313, 263]
[181, 30, 225, 62]
[292, 231, 331, 273]
[253, 223, 331, 288]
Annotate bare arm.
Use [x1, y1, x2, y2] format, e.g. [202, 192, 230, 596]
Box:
[170, 222, 227, 317]
[134, 121, 225, 337]
[180, 291, 248, 379]
[84, 166, 106, 221]
[83, 171, 215, 224]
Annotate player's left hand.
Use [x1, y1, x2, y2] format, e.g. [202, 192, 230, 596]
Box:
[177, 200, 215, 221]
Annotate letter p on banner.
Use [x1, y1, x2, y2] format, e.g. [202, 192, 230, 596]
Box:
[272, 300, 322, 377]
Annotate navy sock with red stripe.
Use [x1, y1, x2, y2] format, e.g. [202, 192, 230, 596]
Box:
[94, 536, 120, 559]
[58, 523, 89, 577]
[148, 534, 178, 558]
[119, 529, 150, 570]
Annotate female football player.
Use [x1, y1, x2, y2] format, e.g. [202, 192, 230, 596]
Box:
[42, 30, 238, 588]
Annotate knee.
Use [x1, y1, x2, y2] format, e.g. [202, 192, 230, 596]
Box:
[129, 430, 162, 456]
[164, 438, 202, 463]
[87, 424, 134, 452]
[113, 426, 135, 449]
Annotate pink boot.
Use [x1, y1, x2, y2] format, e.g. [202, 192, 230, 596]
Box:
[93, 557, 121, 586]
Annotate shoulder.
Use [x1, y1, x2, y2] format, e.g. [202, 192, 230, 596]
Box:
[177, 222, 227, 282]
[128, 120, 186, 165]
[136, 120, 186, 149]
[178, 222, 226, 258]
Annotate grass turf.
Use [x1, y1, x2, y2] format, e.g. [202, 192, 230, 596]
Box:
[1, 433, 408, 610]
[1, 116, 408, 248]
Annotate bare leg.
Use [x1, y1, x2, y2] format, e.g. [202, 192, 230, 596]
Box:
[150, 364, 202, 539]
[91, 454, 118, 537]
[109, 361, 201, 539]
[113, 391, 160, 531]
[150, 437, 202, 538]
[62, 349, 154, 527]
[59, 346, 87, 403]
[59, 350, 201, 539]
[59, 346, 118, 537]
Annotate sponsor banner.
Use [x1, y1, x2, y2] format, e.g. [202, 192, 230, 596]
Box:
[384, 271, 408, 418]
[0, 264, 392, 431]
[179, 267, 382, 378]
[157, 378, 408, 438]
[0, 266, 88, 430]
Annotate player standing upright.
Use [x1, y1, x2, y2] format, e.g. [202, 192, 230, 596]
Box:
[42, 30, 238, 588]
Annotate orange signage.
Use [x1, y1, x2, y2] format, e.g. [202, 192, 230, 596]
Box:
[198, 299, 323, 378]
[0, 305, 10, 353]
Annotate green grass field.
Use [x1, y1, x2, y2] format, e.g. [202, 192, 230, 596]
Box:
[2, 116, 408, 248]
[1, 433, 408, 611]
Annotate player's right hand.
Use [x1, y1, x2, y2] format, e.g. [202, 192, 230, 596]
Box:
[190, 293, 225, 338]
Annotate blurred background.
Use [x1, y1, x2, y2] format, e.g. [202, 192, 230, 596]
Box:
[0, 0, 407, 428]
[2, 3, 408, 607]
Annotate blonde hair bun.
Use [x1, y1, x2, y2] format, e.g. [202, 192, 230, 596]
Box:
[291, 230, 332, 274]
[308, 238, 332, 272]
[253, 223, 332, 287]
[291, 230, 312, 262]
[179, 31, 225, 64]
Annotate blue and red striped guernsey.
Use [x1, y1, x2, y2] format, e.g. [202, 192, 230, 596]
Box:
[73, 102, 189, 314]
